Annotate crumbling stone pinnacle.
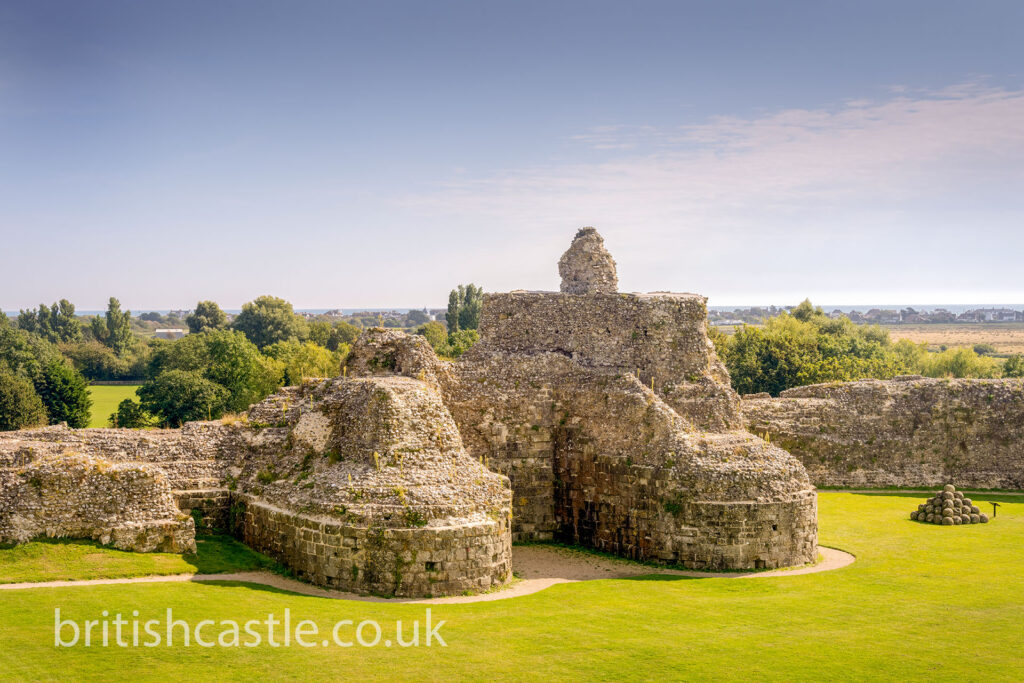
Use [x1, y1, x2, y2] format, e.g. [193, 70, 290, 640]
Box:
[558, 227, 618, 294]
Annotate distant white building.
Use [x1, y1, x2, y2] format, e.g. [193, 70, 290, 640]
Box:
[154, 328, 187, 340]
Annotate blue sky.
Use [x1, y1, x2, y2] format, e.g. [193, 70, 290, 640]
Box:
[2, 1, 1022, 310]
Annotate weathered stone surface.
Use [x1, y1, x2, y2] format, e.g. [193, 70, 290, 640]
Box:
[559, 227, 618, 294]
[345, 230, 817, 570]
[228, 375, 512, 597]
[0, 226, 819, 588]
[0, 449, 194, 552]
[743, 377, 1024, 488]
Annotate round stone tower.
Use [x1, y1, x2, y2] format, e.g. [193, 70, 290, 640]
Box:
[558, 227, 618, 294]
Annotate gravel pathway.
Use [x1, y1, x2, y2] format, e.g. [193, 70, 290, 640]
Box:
[0, 546, 854, 604]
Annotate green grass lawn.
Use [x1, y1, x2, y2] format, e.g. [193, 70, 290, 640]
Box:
[87, 384, 142, 428]
[0, 536, 277, 584]
[0, 492, 1021, 681]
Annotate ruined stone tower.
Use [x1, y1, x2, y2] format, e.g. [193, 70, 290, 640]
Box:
[0, 227, 818, 595]
[558, 227, 618, 294]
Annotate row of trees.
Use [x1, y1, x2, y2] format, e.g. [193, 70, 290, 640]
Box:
[0, 315, 92, 430]
[714, 299, 1024, 396]
[117, 297, 359, 427]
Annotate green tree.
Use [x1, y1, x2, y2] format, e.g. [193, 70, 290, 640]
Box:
[147, 329, 283, 413]
[0, 365, 47, 431]
[264, 340, 341, 385]
[921, 348, 1000, 379]
[1003, 354, 1024, 378]
[334, 321, 361, 346]
[109, 398, 150, 428]
[415, 321, 448, 351]
[16, 300, 81, 343]
[185, 300, 228, 334]
[444, 329, 480, 358]
[138, 370, 230, 427]
[232, 295, 309, 349]
[90, 297, 134, 355]
[717, 303, 915, 396]
[202, 330, 283, 412]
[32, 359, 92, 428]
[715, 301, 1006, 395]
[458, 284, 483, 331]
[62, 341, 133, 381]
[307, 320, 334, 348]
[308, 320, 360, 351]
[406, 309, 430, 326]
[0, 319, 65, 377]
[447, 288, 462, 334]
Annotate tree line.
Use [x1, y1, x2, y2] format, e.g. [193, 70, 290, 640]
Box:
[713, 299, 1024, 396]
[1, 287, 486, 432]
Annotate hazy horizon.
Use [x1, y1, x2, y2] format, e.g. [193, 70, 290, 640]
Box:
[3, 1, 1023, 310]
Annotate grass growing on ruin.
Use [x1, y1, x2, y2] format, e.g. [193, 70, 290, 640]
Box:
[1, 492, 1023, 681]
[86, 384, 143, 428]
[0, 535, 276, 584]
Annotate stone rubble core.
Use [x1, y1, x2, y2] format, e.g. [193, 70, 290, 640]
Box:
[909, 484, 989, 525]
[0, 227, 818, 594]
[0, 447, 195, 553]
[558, 227, 618, 294]
[743, 377, 1024, 489]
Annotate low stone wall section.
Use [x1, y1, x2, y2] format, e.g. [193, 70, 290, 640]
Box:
[234, 495, 511, 597]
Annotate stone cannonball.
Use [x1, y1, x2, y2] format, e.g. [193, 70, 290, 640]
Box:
[954, 491, 964, 500]
[970, 506, 980, 514]
[942, 507, 954, 518]
[942, 491, 954, 501]
[962, 498, 972, 506]
[960, 514, 971, 524]
[970, 514, 980, 524]
[910, 511, 918, 520]
[941, 516, 954, 525]
[944, 484, 955, 493]
[953, 516, 962, 525]
[979, 514, 989, 523]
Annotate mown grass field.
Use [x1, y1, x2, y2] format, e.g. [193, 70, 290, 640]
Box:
[0, 536, 275, 584]
[86, 384, 142, 428]
[0, 492, 1021, 681]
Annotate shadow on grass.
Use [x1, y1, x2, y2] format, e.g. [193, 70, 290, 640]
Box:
[186, 535, 281, 574]
[0, 534, 281, 580]
[187, 579, 303, 597]
[617, 573, 705, 583]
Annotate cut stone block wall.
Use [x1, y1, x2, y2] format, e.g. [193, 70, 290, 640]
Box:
[235, 495, 510, 597]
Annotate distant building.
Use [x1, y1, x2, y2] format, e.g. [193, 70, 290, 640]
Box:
[958, 308, 1023, 322]
[153, 328, 187, 340]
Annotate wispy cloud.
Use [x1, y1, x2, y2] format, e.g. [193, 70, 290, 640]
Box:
[405, 81, 1024, 302]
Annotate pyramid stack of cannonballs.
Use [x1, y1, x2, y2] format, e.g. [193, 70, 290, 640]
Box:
[910, 484, 989, 525]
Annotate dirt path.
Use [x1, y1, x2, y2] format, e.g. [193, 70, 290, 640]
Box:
[0, 546, 854, 603]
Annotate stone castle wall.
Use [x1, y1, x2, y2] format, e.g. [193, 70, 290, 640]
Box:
[0, 227, 821, 588]
[476, 291, 740, 431]
[743, 377, 1024, 489]
[235, 495, 509, 597]
[0, 447, 194, 552]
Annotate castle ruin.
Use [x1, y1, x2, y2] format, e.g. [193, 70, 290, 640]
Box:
[0, 229, 819, 596]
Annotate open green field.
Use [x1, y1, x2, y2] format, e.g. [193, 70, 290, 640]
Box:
[0, 492, 1022, 681]
[0, 536, 276, 584]
[86, 384, 142, 428]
